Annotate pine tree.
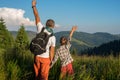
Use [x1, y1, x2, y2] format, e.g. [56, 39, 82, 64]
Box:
[15, 25, 29, 53]
[0, 18, 14, 49]
[14, 25, 30, 71]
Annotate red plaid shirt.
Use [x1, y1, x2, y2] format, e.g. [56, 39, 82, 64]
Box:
[51, 38, 73, 67]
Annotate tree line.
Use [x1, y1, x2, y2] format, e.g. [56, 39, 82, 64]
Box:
[81, 39, 120, 56]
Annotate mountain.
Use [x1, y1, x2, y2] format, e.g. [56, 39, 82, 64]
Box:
[54, 31, 120, 52]
[10, 31, 36, 40]
[10, 31, 120, 53]
[74, 32, 120, 46]
[82, 39, 120, 56]
[116, 34, 120, 37]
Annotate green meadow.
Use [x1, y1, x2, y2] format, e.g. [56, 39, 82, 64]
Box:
[0, 49, 120, 80]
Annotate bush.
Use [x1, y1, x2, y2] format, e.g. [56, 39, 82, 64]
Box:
[6, 61, 21, 80]
[0, 49, 6, 80]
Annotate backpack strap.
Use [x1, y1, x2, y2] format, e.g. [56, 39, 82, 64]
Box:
[49, 33, 54, 38]
[41, 27, 45, 33]
[36, 27, 45, 35]
[50, 33, 53, 36]
[37, 27, 53, 37]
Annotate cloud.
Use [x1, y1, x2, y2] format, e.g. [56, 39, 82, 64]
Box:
[54, 25, 71, 32]
[0, 7, 35, 29]
[55, 24, 61, 28]
[0, 7, 63, 32]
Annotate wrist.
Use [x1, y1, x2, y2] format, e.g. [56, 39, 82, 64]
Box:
[50, 58, 52, 61]
[32, 6, 36, 8]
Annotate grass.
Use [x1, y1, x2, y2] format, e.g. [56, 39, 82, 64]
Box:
[0, 48, 120, 80]
[72, 55, 120, 80]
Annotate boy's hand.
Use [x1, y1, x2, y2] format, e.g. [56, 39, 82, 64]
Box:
[32, 0, 36, 7]
[72, 26, 77, 32]
[69, 26, 77, 38]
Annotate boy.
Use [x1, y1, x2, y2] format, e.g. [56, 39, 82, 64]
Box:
[50, 26, 77, 79]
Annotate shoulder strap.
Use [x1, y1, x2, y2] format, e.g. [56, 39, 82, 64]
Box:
[41, 27, 45, 33]
[50, 33, 53, 36]
[46, 33, 53, 39]
[36, 27, 45, 35]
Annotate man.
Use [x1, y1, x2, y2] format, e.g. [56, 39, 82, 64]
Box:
[32, 0, 56, 80]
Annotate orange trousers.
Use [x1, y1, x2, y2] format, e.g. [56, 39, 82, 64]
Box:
[34, 56, 50, 80]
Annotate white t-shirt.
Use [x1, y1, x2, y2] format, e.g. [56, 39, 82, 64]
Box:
[36, 22, 56, 58]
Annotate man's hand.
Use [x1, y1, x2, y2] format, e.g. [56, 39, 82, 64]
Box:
[32, 0, 36, 7]
[32, 0, 40, 25]
[49, 46, 55, 62]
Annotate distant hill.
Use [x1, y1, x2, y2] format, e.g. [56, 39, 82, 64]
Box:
[10, 31, 120, 53]
[116, 34, 120, 37]
[10, 31, 36, 40]
[54, 31, 120, 52]
[81, 39, 120, 56]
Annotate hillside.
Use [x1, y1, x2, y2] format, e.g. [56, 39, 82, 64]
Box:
[116, 34, 120, 37]
[10, 31, 120, 53]
[10, 31, 36, 40]
[82, 39, 120, 56]
[54, 31, 120, 52]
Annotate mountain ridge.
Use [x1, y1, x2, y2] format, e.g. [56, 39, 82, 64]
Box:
[10, 31, 120, 53]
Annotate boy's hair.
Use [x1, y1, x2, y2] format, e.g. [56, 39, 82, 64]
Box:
[46, 19, 55, 28]
[60, 36, 68, 45]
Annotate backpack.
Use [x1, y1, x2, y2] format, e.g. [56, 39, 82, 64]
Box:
[30, 27, 53, 55]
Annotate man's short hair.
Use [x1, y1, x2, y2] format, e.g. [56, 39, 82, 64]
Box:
[46, 19, 55, 27]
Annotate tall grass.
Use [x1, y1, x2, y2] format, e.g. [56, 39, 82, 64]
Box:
[49, 55, 120, 80]
[0, 48, 34, 80]
[73, 55, 120, 80]
[6, 61, 21, 80]
[49, 59, 61, 80]
[0, 48, 120, 80]
[0, 49, 6, 80]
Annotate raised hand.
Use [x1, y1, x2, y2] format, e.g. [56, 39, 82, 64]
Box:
[32, 0, 36, 7]
[32, 0, 40, 25]
[69, 26, 77, 38]
[72, 26, 77, 32]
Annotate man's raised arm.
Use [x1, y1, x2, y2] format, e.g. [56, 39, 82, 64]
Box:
[32, 0, 40, 25]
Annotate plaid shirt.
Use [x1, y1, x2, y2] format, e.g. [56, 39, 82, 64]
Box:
[51, 37, 73, 67]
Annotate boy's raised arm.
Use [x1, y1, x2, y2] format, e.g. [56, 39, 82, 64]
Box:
[69, 26, 77, 39]
[32, 0, 40, 25]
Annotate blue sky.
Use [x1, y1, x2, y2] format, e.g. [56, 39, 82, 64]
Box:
[0, 0, 120, 34]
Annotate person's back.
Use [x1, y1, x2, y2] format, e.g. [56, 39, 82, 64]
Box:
[56, 39, 73, 67]
[32, 0, 56, 80]
[36, 22, 56, 58]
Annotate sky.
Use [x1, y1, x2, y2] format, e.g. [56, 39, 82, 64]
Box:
[0, 0, 120, 34]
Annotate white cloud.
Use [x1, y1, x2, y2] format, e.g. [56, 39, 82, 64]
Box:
[0, 7, 35, 30]
[55, 24, 61, 28]
[0, 7, 70, 32]
[0, 7, 63, 32]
